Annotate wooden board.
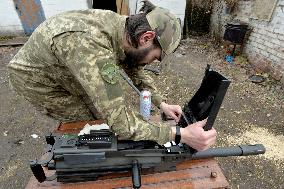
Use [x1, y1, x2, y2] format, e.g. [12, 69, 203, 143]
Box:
[0, 37, 28, 47]
[116, 0, 129, 15]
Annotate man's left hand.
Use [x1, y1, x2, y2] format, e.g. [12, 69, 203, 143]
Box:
[159, 102, 182, 122]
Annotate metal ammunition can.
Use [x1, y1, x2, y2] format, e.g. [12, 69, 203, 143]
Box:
[140, 90, 151, 120]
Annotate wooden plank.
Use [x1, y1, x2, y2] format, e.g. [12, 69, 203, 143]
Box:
[56, 120, 104, 134]
[0, 37, 28, 46]
[116, 0, 129, 15]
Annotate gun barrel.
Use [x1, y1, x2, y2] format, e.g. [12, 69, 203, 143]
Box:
[191, 144, 265, 159]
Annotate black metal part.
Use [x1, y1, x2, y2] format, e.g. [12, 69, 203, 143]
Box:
[63, 152, 106, 165]
[56, 167, 131, 183]
[240, 144, 266, 156]
[132, 160, 141, 189]
[223, 23, 249, 56]
[181, 111, 190, 125]
[78, 129, 113, 148]
[47, 162, 55, 170]
[176, 65, 230, 152]
[119, 70, 141, 95]
[224, 23, 248, 44]
[46, 133, 55, 145]
[178, 65, 231, 131]
[30, 160, 46, 183]
[192, 144, 266, 159]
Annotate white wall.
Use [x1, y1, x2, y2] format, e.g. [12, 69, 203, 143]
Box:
[0, 0, 90, 36]
[129, 0, 186, 28]
[1, 0, 186, 35]
[41, 0, 90, 18]
[0, 0, 24, 35]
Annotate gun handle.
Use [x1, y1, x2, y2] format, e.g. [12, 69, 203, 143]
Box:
[30, 160, 46, 183]
[132, 160, 141, 189]
[203, 121, 213, 131]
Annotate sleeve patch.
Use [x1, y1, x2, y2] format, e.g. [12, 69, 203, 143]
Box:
[97, 60, 123, 100]
[100, 62, 120, 84]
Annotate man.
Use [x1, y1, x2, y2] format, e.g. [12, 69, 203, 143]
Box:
[8, 1, 216, 151]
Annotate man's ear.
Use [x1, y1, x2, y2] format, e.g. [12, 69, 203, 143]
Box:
[138, 31, 156, 47]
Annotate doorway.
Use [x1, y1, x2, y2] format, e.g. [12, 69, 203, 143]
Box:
[92, 0, 117, 12]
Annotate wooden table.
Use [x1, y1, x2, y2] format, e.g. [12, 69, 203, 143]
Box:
[25, 118, 229, 189]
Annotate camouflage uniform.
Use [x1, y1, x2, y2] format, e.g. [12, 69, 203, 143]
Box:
[8, 8, 181, 145]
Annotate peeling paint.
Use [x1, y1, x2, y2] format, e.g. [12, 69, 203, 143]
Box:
[13, 0, 46, 35]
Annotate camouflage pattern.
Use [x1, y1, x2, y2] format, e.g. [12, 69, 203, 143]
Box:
[120, 64, 166, 106]
[7, 9, 171, 145]
[146, 7, 182, 55]
[100, 63, 121, 85]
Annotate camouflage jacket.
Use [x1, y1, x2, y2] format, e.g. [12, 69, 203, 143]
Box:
[8, 10, 171, 145]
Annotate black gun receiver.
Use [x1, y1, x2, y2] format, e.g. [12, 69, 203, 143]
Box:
[30, 66, 265, 189]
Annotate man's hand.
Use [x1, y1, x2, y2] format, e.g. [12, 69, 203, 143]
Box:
[160, 102, 182, 122]
[171, 119, 217, 151]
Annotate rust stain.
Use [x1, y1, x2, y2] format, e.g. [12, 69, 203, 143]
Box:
[14, 0, 41, 28]
[23, 0, 40, 28]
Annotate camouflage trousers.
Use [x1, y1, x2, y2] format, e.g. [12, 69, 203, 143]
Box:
[9, 74, 95, 123]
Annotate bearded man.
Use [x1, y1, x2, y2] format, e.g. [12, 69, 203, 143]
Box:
[8, 1, 216, 151]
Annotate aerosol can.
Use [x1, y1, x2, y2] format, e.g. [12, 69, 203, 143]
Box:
[140, 90, 151, 120]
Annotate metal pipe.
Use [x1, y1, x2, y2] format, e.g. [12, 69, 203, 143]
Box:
[119, 70, 141, 95]
[191, 144, 266, 159]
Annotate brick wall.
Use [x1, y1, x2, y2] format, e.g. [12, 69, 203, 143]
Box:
[211, 0, 284, 83]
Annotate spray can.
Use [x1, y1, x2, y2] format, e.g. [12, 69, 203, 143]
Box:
[140, 90, 151, 120]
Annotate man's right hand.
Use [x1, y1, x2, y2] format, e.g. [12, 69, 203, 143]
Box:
[172, 119, 217, 151]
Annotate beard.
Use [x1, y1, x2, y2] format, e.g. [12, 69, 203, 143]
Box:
[123, 45, 155, 68]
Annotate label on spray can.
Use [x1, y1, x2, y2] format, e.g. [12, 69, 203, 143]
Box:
[140, 90, 151, 120]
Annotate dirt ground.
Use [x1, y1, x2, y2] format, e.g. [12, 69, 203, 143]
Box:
[0, 35, 283, 189]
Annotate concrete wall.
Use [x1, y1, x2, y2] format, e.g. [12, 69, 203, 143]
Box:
[0, 0, 90, 36]
[211, 0, 284, 82]
[41, 0, 90, 18]
[1, 0, 185, 35]
[0, 0, 24, 35]
[129, 0, 186, 28]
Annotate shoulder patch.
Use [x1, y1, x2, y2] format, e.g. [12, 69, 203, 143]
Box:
[100, 62, 120, 84]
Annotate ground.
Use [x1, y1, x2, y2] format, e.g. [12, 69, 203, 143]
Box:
[0, 35, 283, 189]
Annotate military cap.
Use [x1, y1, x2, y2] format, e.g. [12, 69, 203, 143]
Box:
[146, 7, 182, 56]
